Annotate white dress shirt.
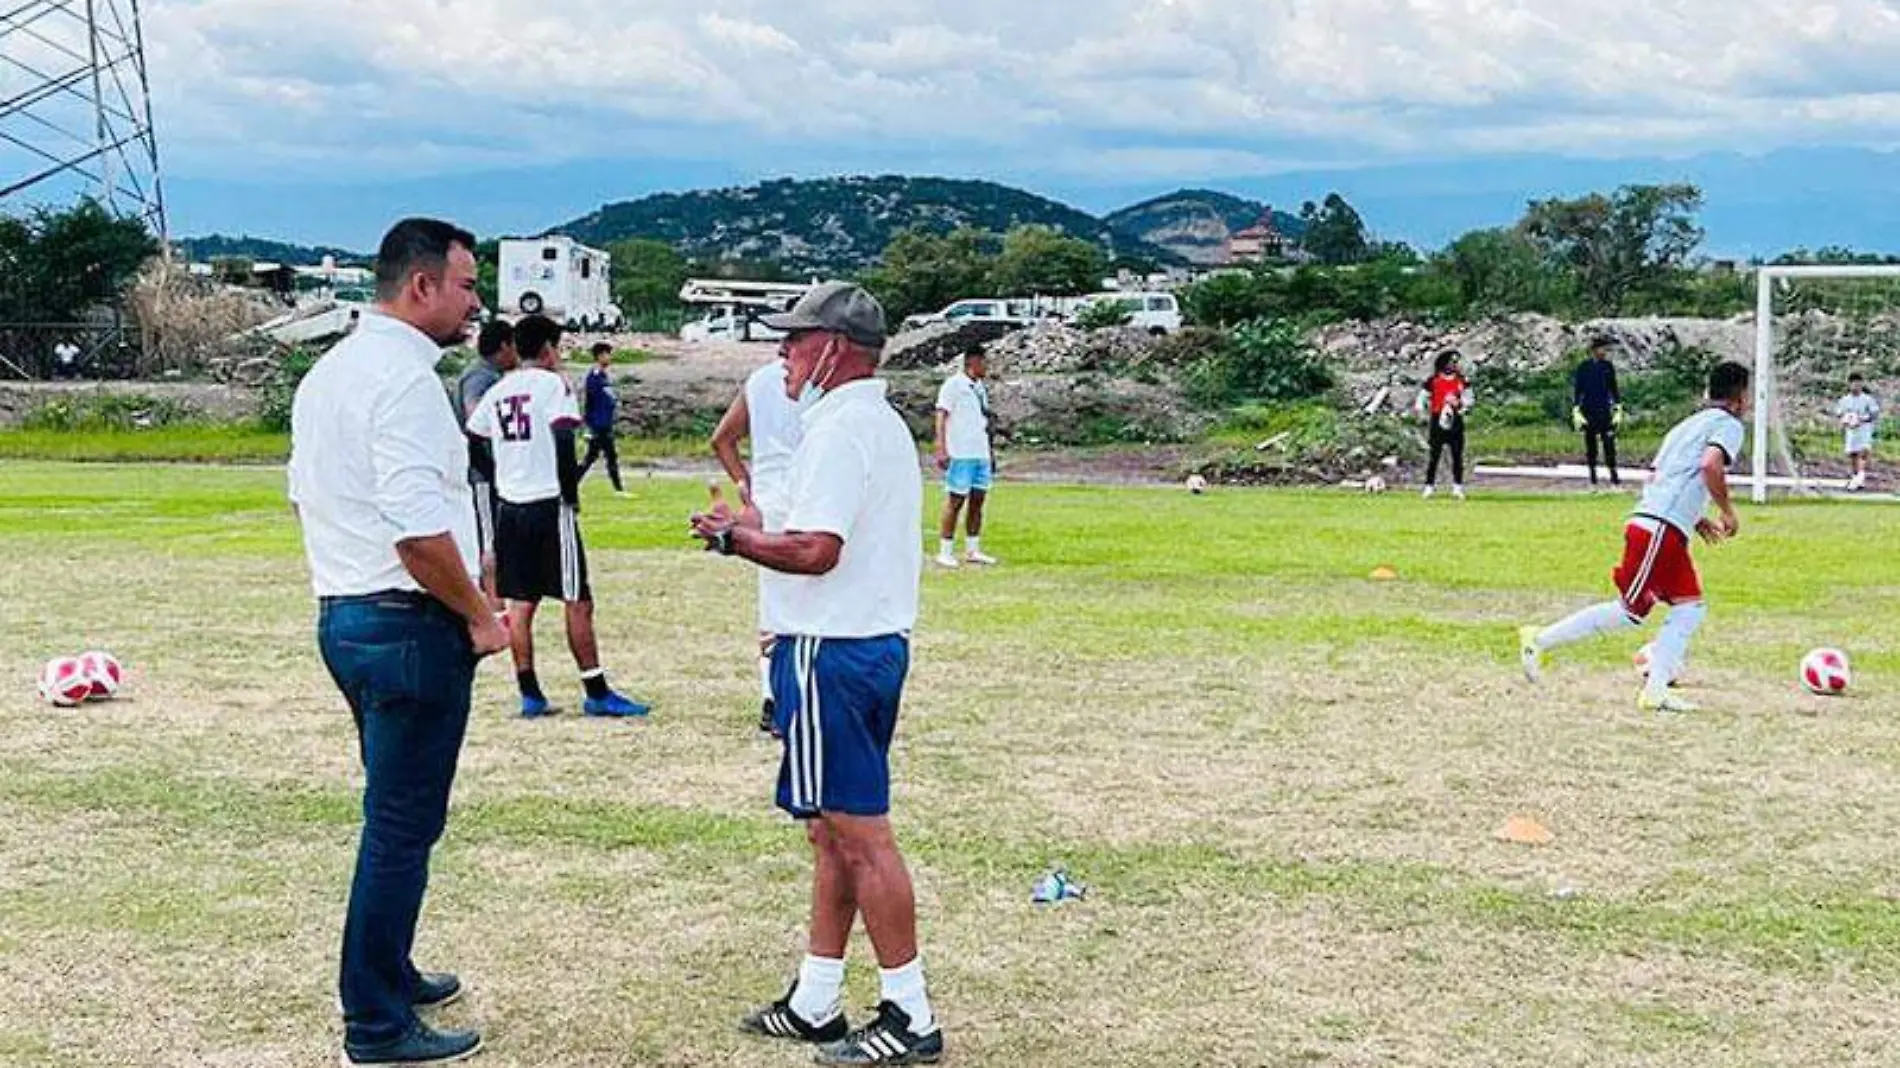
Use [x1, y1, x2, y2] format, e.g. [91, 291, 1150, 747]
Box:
[778, 379, 922, 638]
[288, 311, 480, 597]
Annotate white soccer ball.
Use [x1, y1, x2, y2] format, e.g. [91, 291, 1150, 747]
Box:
[77, 650, 122, 699]
[1844, 412, 1864, 429]
[1363, 476, 1388, 494]
[1801, 647, 1851, 696]
[1185, 474, 1208, 495]
[37, 657, 91, 707]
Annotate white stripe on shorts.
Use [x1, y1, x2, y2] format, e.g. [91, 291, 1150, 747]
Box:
[790, 636, 824, 811]
[559, 504, 581, 602]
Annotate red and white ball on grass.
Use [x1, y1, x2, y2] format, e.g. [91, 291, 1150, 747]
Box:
[1631, 642, 1686, 686]
[1801, 648, 1851, 696]
[37, 657, 92, 707]
[77, 650, 122, 699]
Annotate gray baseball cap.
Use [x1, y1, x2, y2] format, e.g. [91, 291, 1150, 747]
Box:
[762, 281, 887, 349]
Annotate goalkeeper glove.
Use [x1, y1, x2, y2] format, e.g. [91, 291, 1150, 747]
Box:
[1571, 407, 1587, 432]
[1611, 404, 1625, 429]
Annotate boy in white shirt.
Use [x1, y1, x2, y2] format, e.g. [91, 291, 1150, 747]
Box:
[933, 346, 996, 568]
[1835, 373, 1880, 491]
[1520, 362, 1750, 713]
[467, 315, 647, 719]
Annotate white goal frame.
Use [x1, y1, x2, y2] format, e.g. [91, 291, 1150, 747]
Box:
[1751, 264, 1900, 502]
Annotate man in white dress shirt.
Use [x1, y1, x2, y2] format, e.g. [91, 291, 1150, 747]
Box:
[692, 282, 944, 1066]
[289, 217, 507, 1067]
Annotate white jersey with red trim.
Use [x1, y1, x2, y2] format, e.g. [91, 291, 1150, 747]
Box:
[1636, 407, 1746, 536]
[466, 366, 581, 505]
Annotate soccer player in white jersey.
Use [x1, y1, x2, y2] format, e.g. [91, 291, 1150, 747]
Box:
[1835, 372, 1881, 492]
[711, 353, 805, 734]
[467, 314, 647, 719]
[1519, 361, 1751, 713]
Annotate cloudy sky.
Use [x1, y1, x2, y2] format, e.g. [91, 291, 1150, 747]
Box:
[10, 0, 1900, 249]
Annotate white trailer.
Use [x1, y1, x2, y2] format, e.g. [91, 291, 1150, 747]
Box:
[499, 237, 623, 331]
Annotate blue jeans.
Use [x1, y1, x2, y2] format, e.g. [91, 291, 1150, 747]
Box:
[318, 591, 476, 1047]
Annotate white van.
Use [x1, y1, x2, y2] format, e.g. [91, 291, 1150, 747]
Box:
[499, 237, 624, 331]
[1080, 291, 1183, 335]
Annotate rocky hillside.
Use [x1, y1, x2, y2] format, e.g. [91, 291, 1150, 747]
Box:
[1104, 190, 1306, 265]
[552, 176, 1181, 272]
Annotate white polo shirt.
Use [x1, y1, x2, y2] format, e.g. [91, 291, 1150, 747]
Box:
[777, 379, 922, 639]
[936, 371, 991, 461]
[744, 357, 803, 521]
[465, 366, 582, 505]
[1635, 406, 1747, 536]
[288, 311, 480, 596]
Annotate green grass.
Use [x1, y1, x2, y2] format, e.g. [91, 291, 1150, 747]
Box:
[3, 461, 1900, 1065]
[0, 425, 292, 463]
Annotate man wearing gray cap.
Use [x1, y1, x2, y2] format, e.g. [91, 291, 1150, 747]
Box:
[692, 282, 941, 1066]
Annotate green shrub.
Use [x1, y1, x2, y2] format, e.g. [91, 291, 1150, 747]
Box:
[1073, 299, 1134, 331]
[256, 347, 319, 432]
[1180, 318, 1335, 409]
[21, 393, 199, 431]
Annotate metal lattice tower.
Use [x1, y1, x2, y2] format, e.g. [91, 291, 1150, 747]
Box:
[0, 0, 165, 239]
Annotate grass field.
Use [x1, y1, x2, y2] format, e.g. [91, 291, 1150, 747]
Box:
[3, 460, 1899, 1067]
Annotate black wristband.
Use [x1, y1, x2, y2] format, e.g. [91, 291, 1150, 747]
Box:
[712, 527, 735, 556]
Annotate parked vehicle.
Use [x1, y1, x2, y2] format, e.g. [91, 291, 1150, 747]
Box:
[499, 237, 624, 331]
[1077, 291, 1183, 335]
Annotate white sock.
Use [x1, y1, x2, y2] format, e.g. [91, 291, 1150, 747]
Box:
[759, 654, 774, 701]
[966, 536, 981, 556]
[789, 955, 845, 1024]
[939, 539, 955, 558]
[1536, 601, 1639, 652]
[1645, 602, 1706, 697]
[879, 958, 935, 1035]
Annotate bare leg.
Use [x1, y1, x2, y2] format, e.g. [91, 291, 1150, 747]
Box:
[938, 495, 965, 542]
[806, 820, 858, 959]
[823, 813, 918, 968]
[964, 490, 987, 538]
[508, 600, 538, 675]
[564, 599, 600, 674]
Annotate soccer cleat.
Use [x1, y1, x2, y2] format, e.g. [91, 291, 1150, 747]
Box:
[1518, 626, 1545, 685]
[519, 695, 555, 719]
[759, 697, 780, 737]
[1638, 690, 1700, 714]
[583, 691, 650, 718]
[815, 1001, 943, 1065]
[933, 553, 960, 570]
[1452, 485, 1467, 501]
[964, 551, 998, 566]
[1421, 485, 1436, 500]
[739, 987, 849, 1045]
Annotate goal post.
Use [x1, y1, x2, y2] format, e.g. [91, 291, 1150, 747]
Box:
[1751, 264, 1900, 503]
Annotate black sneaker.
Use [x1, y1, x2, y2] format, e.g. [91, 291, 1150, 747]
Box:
[739, 985, 848, 1044]
[343, 1021, 482, 1065]
[816, 1001, 943, 1065]
[413, 972, 462, 1010]
[759, 698, 779, 737]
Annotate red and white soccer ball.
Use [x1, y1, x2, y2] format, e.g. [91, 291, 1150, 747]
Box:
[77, 650, 122, 699]
[37, 657, 92, 707]
[1801, 648, 1851, 696]
[1632, 642, 1685, 687]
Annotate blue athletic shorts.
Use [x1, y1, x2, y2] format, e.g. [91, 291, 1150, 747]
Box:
[771, 634, 911, 818]
[945, 458, 993, 495]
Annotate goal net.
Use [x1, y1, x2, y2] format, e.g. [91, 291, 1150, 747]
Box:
[1751, 265, 1900, 502]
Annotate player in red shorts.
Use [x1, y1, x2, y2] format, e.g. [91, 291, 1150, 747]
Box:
[1519, 361, 1750, 713]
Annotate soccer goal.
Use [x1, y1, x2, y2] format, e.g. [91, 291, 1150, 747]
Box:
[1751, 264, 1900, 502]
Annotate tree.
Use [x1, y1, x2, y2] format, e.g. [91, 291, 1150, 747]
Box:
[1518, 184, 1704, 312]
[1299, 193, 1372, 266]
[474, 239, 500, 311]
[1182, 270, 1274, 328]
[989, 225, 1107, 298]
[1435, 228, 1576, 315]
[608, 238, 689, 312]
[0, 198, 157, 324]
[857, 227, 995, 323]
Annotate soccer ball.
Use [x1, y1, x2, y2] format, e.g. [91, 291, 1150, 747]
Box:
[1800, 648, 1851, 696]
[37, 657, 91, 707]
[1185, 474, 1208, 495]
[77, 650, 122, 699]
[1363, 476, 1388, 494]
[1844, 412, 1864, 430]
[1632, 642, 1685, 686]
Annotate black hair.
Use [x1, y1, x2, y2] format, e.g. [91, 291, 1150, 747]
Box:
[374, 217, 477, 301]
[1849, 372, 1867, 384]
[477, 319, 514, 360]
[1708, 361, 1751, 402]
[514, 314, 563, 363]
[965, 345, 987, 363]
[1434, 350, 1460, 375]
[590, 342, 613, 358]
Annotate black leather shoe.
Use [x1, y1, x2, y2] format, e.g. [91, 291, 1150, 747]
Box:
[413, 972, 462, 1009]
[343, 1022, 482, 1065]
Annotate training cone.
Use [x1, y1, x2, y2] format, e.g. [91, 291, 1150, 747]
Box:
[1496, 816, 1554, 847]
[1369, 566, 1399, 582]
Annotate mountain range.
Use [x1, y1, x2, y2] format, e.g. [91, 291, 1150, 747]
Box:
[173, 177, 1313, 273]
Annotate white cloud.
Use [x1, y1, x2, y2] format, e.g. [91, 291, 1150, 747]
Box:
[138, 0, 1900, 180]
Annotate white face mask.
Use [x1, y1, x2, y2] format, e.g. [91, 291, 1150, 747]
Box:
[796, 342, 839, 410]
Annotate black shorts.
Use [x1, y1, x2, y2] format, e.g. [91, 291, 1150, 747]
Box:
[495, 498, 590, 603]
